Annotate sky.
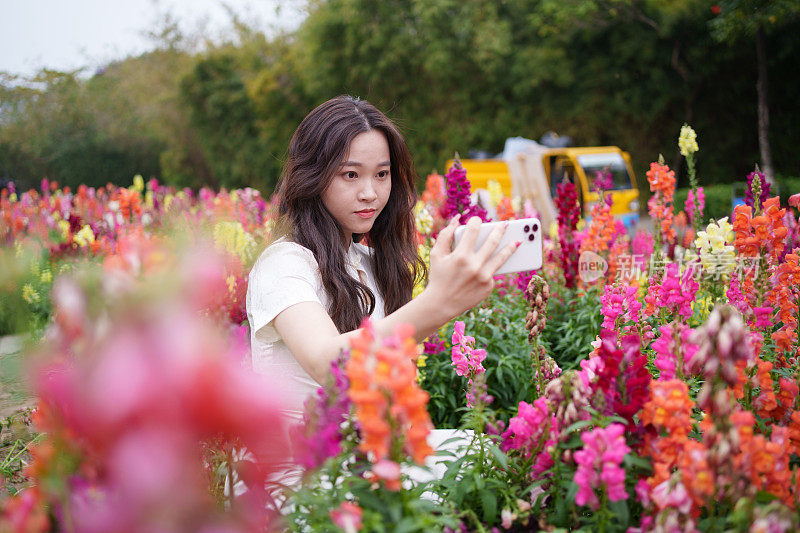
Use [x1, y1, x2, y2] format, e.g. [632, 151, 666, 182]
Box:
[0, 0, 306, 77]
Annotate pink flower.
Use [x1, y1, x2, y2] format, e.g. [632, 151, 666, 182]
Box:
[646, 263, 699, 319]
[635, 478, 650, 507]
[501, 398, 559, 477]
[330, 502, 364, 533]
[501, 508, 516, 529]
[651, 478, 691, 514]
[573, 424, 630, 510]
[451, 321, 487, 377]
[371, 459, 402, 491]
[685, 187, 705, 226]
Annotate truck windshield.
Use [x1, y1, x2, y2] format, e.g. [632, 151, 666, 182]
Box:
[577, 153, 632, 191]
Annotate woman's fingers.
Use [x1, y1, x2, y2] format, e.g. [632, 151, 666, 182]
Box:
[431, 216, 459, 257]
[475, 221, 508, 264]
[486, 240, 521, 273]
[452, 216, 482, 254]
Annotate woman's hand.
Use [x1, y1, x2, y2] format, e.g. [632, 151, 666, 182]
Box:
[424, 216, 520, 320]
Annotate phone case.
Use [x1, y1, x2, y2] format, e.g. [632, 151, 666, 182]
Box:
[452, 217, 543, 275]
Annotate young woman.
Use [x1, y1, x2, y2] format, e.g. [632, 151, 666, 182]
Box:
[246, 95, 519, 423]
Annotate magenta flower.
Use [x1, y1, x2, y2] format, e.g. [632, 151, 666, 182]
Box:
[600, 283, 642, 335]
[555, 181, 581, 287]
[440, 159, 489, 223]
[632, 230, 654, 258]
[573, 424, 630, 510]
[745, 169, 771, 209]
[451, 321, 487, 377]
[292, 356, 351, 471]
[686, 186, 705, 226]
[753, 306, 774, 329]
[645, 263, 699, 319]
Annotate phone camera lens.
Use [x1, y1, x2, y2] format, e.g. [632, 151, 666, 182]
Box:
[528, 234, 535, 241]
[532, 223, 539, 232]
[524, 225, 530, 233]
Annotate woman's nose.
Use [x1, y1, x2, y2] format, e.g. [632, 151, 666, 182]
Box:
[358, 179, 378, 201]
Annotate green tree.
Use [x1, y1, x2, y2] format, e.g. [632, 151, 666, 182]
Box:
[709, 0, 800, 184]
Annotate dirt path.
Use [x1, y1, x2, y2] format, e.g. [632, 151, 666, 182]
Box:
[0, 335, 36, 420]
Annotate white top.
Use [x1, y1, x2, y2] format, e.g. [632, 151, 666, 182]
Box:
[246, 239, 386, 422]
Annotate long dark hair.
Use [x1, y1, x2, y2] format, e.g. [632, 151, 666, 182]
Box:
[275, 95, 424, 333]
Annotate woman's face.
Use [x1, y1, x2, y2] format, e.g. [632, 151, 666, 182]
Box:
[322, 130, 392, 243]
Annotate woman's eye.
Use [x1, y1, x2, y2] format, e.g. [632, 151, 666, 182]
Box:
[344, 171, 357, 180]
[377, 170, 390, 179]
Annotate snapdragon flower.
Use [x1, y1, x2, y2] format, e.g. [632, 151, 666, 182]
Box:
[573, 424, 630, 510]
[694, 217, 735, 278]
[678, 124, 699, 157]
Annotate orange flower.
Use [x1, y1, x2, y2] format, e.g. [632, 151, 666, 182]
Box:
[641, 380, 694, 436]
[579, 199, 615, 255]
[422, 173, 445, 205]
[346, 321, 434, 465]
[770, 253, 800, 356]
[496, 197, 514, 221]
[732, 205, 759, 257]
[753, 359, 777, 418]
[676, 439, 714, 514]
[762, 197, 787, 260]
[646, 162, 677, 245]
[789, 411, 800, 457]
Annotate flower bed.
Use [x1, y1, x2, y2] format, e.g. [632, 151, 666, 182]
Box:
[1, 126, 800, 531]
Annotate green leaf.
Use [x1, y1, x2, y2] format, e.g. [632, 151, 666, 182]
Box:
[608, 499, 629, 527]
[480, 488, 497, 524]
[564, 419, 593, 434]
[488, 444, 509, 469]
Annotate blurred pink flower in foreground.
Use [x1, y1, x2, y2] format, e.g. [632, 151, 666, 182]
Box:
[13, 243, 289, 532]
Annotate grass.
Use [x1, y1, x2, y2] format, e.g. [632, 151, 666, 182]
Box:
[1, 337, 39, 497]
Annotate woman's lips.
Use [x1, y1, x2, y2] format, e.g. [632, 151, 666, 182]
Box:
[355, 209, 376, 218]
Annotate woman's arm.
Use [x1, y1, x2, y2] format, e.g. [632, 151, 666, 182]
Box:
[273, 216, 518, 384]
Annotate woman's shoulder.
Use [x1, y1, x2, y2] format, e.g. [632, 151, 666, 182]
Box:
[250, 239, 319, 277]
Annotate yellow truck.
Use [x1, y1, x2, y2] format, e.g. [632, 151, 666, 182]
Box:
[448, 144, 640, 230]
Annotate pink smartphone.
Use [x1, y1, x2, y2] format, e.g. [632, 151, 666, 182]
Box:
[453, 217, 543, 275]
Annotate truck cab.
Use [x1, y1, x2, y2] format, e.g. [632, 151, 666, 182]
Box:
[543, 147, 639, 229]
[447, 143, 639, 230]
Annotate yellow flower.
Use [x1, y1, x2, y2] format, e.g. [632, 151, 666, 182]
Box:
[416, 352, 428, 368]
[74, 225, 95, 248]
[549, 221, 559, 241]
[486, 179, 503, 208]
[145, 191, 154, 209]
[9, 192, 17, 202]
[511, 196, 522, 215]
[678, 124, 699, 157]
[412, 243, 431, 298]
[213, 221, 256, 264]
[40, 269, 53, 284]
[132, 174, 145, 193]
[414, 201, 433, 235]
[226, 275, 237, 295]
[57, 219, 71, 240]
[164, 194, 174, 211]
[22, 284, 40, 304]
